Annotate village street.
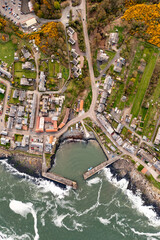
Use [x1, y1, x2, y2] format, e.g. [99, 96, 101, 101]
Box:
[0, 0, 159, 181]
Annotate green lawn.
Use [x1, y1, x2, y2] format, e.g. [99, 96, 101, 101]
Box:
[47, 60, 69, 90]
[9, 88, 20, 104]
[61, 66, 69, 80]
[40, 61, 48, 71]
[145, 174, 160, 190]
[84, 87, 92, 111]
[0, 40, 16, 66]
[140, 73, 160, 139]
[131, 51, 157, 117]
[105, 50, 116, 61]
[14, 61, 36, 82]
[113, 26, 125, 45]
[14, 134, 23, 142]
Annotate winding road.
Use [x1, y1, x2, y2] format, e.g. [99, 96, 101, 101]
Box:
[0, 0, 159, 181]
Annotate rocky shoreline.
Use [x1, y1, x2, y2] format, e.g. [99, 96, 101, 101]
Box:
[0, 146, 42, 177]
[109, 159, 160, 216]
[0, 131, 160, 216]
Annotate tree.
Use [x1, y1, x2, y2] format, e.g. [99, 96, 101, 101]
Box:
[37, 10, 43, 18]
[54, 1, 60, 10]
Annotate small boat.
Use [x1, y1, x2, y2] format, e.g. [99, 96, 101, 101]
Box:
[88, 167, 93, 171]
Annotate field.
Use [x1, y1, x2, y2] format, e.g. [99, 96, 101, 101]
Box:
[14, 62, 36, 79]
[131, 51, 158, 117]
[0, 40, 16, 66]
[8, 88, 20, 105]
[104, 41, 159, 140]
[46, 60, 69, 90]
[84, 87, 92, 111]
[14, 61, 36, 90]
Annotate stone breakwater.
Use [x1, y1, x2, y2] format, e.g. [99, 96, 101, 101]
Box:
[0, 146, 42, 177]
[109, 159, 160, 215]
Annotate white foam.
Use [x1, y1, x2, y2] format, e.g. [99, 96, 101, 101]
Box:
[97, 217, 110, 225]
[9, 200, 39, 240]
[131, 227, 160, 238]
[37, 179, 71, 199]
[0, 159, 71, 199]
[87, 177, 101, 186]
[53, 213, 69, 228]
[78, 180, 102, 217]
[103, 168, 160, 227]
[72, 220, 84, 232]
[0, 231, 31, 240]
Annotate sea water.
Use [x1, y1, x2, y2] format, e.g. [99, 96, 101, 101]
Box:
[0, 141, 160, 240]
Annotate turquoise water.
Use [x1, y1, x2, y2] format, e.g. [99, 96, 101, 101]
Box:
[0, 141, 160, 240]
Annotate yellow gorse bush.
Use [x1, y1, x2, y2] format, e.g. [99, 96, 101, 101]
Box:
[28, 22, 58, 52]
[122, 3, 160, 47]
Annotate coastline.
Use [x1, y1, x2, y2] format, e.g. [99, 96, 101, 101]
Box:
[0, 146, 42, 177]
[0, 130, 160, 216]
[109, 159, 160, 216]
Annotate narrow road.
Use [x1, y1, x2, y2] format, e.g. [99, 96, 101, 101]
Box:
[0, 78, 11, 131]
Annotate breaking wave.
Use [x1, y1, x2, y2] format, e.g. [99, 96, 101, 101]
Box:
[0, 159, 71, 199]
[9, 200, 39, 240]
[103, 168, 160, 227]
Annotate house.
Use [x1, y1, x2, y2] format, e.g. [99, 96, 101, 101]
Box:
[1, 130, 8, 136]
[67, 27, 75, 35]
[97, 114, 114, 134]
[73, 71, 79, 78]
[57, 73, 62, 79]
[20, 78, 30, 86]
[114, 57, 125, 73]
[7, 117, 14, 129]
[100, 97, 106, 104]
[28, 1, 34, 12]
[13, 89, 18, 99]
[68, 37, 76, 45]
[102, 91, 108, 99]
[9, 105, 17, 117]
[73, 58, 78, 66]
[17, 106, 24, 117]
[72, 66, 79, 72]
[1, 137, 10, 145]
[29, 93, 37, 129]
[22, 62, 32, 70]
[109, 32, 119, 45]
[36, 116, 44, 133]
[15, 123, 22, 130]
[116, 123, 123, 134]
[19, 91, 26, 101]
[21, 47, 31, 59]
[14, 52, 19, 61]
[97, 104, 105, 113]
[97, 50, 109, 62]
[22, 135, 29, 147]
[123, 142, 136, 154]
[0, 67, 12, 79]
[0, 88, 5, 94]
[71, 49, 79, 59]
[39, 71, 46, 91]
